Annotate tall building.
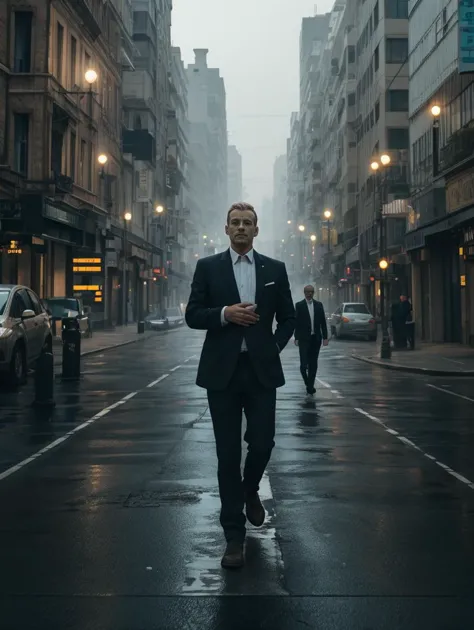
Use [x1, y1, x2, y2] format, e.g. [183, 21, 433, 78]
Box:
[186, 49, 227, 254]
[0, 0, 132, 326]
[165, 47, 191, 308]
[227, 145, 243, 205]
[354, 0, 410, 313]
[320, 1, 358, 304]
[407, 1, 474, 345]
[272, 154, 288, 263]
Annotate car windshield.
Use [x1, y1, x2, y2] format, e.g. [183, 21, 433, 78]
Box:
[166, 308, 181, 317]
[0, 290, 10, 315]
[145, 312, 164, 320]
[45, 298, 79, 317]
[344, 304, 370, 314]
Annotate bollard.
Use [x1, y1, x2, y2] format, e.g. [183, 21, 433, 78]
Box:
[33, 351, 55, 407]
[137, 320, 145, 334]
[62, 316, 81, 380]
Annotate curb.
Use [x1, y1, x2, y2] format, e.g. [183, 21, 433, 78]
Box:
[351, 353, 474, 377]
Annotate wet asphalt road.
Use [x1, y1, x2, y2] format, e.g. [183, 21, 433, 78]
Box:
[1, 328, 474, 629]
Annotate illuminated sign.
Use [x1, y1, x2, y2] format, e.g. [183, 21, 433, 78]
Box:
[461, 275, 467, 287]
[5, 240, 22, 255]
[73, 258, 102, 264]
[73, 266, 102, 273]
[94, 297, 103, 303]
[73, 285, 101, 291]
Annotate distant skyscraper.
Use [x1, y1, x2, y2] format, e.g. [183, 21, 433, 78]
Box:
[227, 145, 243, 205]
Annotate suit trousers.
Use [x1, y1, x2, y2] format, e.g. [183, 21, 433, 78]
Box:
[299, 335, 322, 391]
[207, 353, 276, 543]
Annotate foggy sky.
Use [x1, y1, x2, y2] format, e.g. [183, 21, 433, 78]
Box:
[172, 0, 334, 226]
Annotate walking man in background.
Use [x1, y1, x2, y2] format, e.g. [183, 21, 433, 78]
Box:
[185, 202, 295, 569]
[294, 285, 328, 396]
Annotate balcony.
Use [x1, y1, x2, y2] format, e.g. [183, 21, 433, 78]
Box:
[123, 129, 156, 164]
[122, 70, 154, 110]
[440, 126, 474, 173]
[133, 11, 157, 44]
[53, 173, 74, 194]
[67, 0, 101, 40]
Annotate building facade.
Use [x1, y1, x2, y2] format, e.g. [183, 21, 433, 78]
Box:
[407, 0, 474, 346]
[354, 0, 410, 316]
[186, 49, 227, 258]
[227, 145, 243, 206]
[0, 0, 135, 327]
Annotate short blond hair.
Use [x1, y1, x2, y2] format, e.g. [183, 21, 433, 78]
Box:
[227, 202, 258, 225]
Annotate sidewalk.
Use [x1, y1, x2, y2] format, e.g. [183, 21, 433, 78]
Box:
[352, 343, 474, 376]
[52, 324, 157, 367]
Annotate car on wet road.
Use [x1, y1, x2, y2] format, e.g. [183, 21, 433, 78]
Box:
[145, 306, 184, 330]
[330, 302, 377, 341]
[0, 285, 52, 386]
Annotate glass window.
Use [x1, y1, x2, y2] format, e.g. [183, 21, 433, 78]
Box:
[387, 128, 409, 149]
[27, 290, 43, 315]
[344, 304, 370, 314]
[10, 292, 28, 318]
[385, 0, 408, 19]
[387, 89, 409, 112]
[45, 298, 79, 317]
[0, 290, 11, 315]
[14, 114, 29, 175]
[13, 11, 32, 72]
[386, 38, 408, 63]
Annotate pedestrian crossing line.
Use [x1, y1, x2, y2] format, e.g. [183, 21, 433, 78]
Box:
[354, 407, 474, 491]
[427, 383, 474, 404]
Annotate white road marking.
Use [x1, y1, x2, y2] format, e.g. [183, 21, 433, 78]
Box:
[0, 355, 196, 483]
[170, 365, 181, 372]
[354, 408, 474, 491]
[146, 374, 169, 388]
[316, 378, 331, 389]
[427, 383, 474, 403]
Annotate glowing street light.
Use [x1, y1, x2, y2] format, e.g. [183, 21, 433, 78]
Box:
[310, 234, 317, 242]
[124, 211, 132, 222]
[371, 161, 380, 171]
[98, 154, 108, 166]
[85, 69, 98, 85]
[431, 105, 441, 117]
[324, 209, 332, 220]
[155, 204, 164, 214]
[380, 154, 391, 166]
[298, 224, 305, 232]
[379, 258, 389, 270]
[287, 220, 292, 224]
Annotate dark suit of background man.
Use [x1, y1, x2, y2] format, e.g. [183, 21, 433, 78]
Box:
[294, 286, 328, 396]
[185, 202, 295, 569]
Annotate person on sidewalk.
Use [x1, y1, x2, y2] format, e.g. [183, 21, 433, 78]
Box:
[294, 286, 329, 396]
[392, 295, 412, 349]
[185, 201, 295, 569]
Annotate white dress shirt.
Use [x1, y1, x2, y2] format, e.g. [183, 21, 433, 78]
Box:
[221, 248, 256, 351]
[306, 299, 315, 334]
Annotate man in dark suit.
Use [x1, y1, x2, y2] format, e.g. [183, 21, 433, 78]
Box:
[185, 202, 295, 569]
[294, 285, 328, 396]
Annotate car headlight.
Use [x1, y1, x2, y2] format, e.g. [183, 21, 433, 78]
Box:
[0, 328, 13, 339]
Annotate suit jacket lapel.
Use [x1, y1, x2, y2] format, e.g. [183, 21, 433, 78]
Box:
[220, 250, 241, 304]
[254, 251, 265, 307]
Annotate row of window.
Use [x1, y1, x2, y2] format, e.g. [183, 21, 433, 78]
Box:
[357, 0, 408, 57]
[13, 112, 95, 190]
[13, 11, 119, 127]
[356, 39, 409, 104]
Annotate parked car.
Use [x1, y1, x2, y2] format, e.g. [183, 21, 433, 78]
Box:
[330, 302, 377, 341]
[43, 297, 92, 338]
[145, 306, 184, 331]
[0, 285, 53, 386]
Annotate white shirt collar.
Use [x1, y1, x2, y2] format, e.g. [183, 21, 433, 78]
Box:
[230, 247, 254, 264]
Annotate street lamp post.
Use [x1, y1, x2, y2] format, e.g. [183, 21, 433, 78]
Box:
[431, 105, 441, 177]
[298, 224, 305, 276]
[123, 212, 132, 326]
[323, 209, 332, 310]
[371, 154, 391, 359]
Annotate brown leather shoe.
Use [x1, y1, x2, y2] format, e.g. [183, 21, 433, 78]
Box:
[221, 541, 244, 569]
[245, 492, 265, 527]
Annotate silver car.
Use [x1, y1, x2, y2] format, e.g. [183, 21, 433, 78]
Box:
[0, 285, 52, 386]
[330, 302, 377, 341]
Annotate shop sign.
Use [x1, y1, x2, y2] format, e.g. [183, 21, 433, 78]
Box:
[43, 203, 82, 229]
[1, 239, 22, 255]
[446, 170, 474, 214]
[459, 0, 474, 74]
[72, 257, 102, 273]
[105, 250, 118, 267]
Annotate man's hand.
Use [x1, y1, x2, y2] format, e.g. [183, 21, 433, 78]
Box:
[323, 339, 329, 347]
[224, 303, 259, 327]
[294, 339, 299, 346]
